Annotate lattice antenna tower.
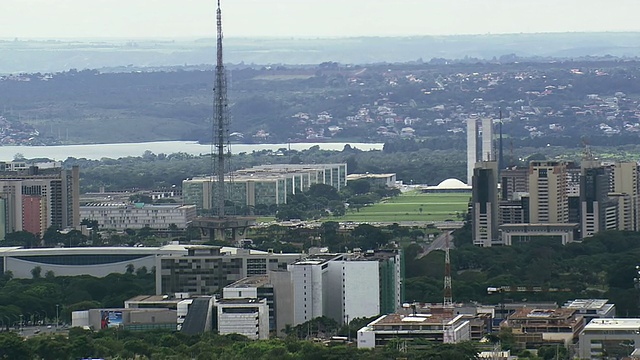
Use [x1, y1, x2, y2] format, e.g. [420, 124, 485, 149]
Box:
[211, 0, 232, 218]
[443, 231, 453, 307]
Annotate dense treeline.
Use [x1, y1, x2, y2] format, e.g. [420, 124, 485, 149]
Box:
[0, 328, 480, 360]
[405, 228, 640, 316]
[0, 271, 155, 327]
[67, 146, 466, 192]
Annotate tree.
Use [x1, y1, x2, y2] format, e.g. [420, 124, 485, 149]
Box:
[348, 179, 371, 195]
[0, 332, 32, 359]
[125, 264, 135, 274]
[31, 266, 42, 279]
[4, 231, 38, 248]
[43, 226, 65, 246]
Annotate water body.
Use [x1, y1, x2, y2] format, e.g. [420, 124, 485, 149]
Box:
[0, 141, 384, 161]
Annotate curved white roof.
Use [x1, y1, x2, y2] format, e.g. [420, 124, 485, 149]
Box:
[434, 178, 470, 189]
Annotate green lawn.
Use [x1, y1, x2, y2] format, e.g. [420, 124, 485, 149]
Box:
[334, 191, 470, 222]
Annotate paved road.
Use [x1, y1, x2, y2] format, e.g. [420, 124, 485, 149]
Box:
[11, 325, 68, 338]
[418, 230, 455, 258]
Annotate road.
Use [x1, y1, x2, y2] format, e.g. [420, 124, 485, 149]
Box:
[9, 325, 69, 338]
[418, 230, 455, 258]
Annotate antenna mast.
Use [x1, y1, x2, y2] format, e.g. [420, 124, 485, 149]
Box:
[213, 0, 231, 218]
[443, 231, 453, 307]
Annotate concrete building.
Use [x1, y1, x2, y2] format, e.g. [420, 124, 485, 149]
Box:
[481, 117, 494, 162]
[422, 178, 472, 194]
[578, 318, 640, 359]
[346, 173, 397, 188]
[0, 163, 80, 239]
[364, 249, 404, 315]
[608, 162, 640, 230]
[357, 313, 471, 349]
[217, 298, 269, 340]
[501, 308, 584, 349]
[223, 275, 276, 333]
[80, 203, 197, 230]
[467, 116, 478, 186]
[500, 167, 529, 201]
[581, 165, 618, 238]
[0, 244, 187, 278]
[183, 163, 347, 212]
[156, 246, 303, 296]
[72, 308, 177, 331]
[472, 161, 499, 247]
[561, 299, 615, 324]
[288, 254, 380, 326]
[529, 161, 569, 224]
[499, 223, 579, 245]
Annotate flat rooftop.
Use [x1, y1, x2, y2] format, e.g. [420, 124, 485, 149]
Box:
[509, 308, 577, 320]
[371, 313, 460, 327]
[563, 299, 610, 310]
[226, 275, 270, 288]
[585, 318, 640, 331]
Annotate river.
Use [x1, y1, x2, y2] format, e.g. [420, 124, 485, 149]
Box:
[0, 141, 384, 161]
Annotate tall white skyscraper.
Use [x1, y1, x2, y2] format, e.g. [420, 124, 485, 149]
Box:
[466, 118, 477, 186]
[482, 117, 494, 161]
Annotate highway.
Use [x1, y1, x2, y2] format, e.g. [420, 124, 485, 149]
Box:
[418, 230, 455, 258]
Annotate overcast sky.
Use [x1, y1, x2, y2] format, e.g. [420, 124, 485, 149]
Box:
[2, 0, 640, 39]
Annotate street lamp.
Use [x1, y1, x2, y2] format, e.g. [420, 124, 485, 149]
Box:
[56, 304, 59, 329]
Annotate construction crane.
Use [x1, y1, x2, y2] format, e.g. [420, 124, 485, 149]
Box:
[487, 286, 572, 319]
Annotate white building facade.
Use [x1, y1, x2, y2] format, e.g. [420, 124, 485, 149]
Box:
[80, 203, 197, 230]
[217, 298, 269, 340]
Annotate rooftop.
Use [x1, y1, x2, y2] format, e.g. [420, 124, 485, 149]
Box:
[584, 318, 640, 331]
[509, 308, 577, 320]
[425, 178, 471, 190]
[226, 275, 271, 288]
[563, 299, 610, 310]
[370, 313, 462, 327]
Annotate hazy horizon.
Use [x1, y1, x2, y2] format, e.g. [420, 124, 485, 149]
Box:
[3, 0, 640, 39]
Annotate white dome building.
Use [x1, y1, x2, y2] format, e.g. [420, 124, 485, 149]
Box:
[423, 178, 472, 193]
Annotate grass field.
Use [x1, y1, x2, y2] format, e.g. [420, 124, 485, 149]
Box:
[334, 191, 470, 222]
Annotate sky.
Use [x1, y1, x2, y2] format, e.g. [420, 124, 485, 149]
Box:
[2, 0, 640, 39]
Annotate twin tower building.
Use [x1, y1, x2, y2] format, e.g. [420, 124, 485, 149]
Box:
[468, 116, 640, 247]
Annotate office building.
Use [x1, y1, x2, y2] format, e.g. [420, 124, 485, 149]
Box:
[80, 203, 197, 230]
[0, 162, 79, 239]
[561, 299, 615, 323]
[0, 245, 187, 278]
[346, 173, 397, 188]
[472, 161, 499, 246]
[223, 275, 277, 333]
[72, 308, 177, 331]
[481, 117, 494, 161]
[608, 162, 640, 230]
[466, 117, 478, 185]
[357, 313, 471, 349]
[578, 318, 640, 359]
[500, 167, 529, 201]
[528, 161, 568, 224]
[183, 163, 347, 212]
[217, 298, 269, 340]
[501, 308, 584, 349]
[288, 254, 380, 326]
[581, 165, 618, 237]
[156, 246, 303, 296]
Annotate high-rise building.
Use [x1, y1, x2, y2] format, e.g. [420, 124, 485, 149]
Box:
[608, 162, 639, 230]
[528, 161, 568, 224]
[466, 117, 477, 186]
[288, 254, 380, 326]
[0, 162, 79, 239]
[580, 165, 618, 237]
[481, 117, 494, 162]
[472, 161, 499, 247]
[500, 166, 529, 201]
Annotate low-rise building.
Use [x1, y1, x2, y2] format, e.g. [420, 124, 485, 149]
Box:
[80, 203, 196, 230]
[578, 318, 640, 359]
[501, 308, 584, 349]
[72, 308, 177, 331]
[357, 312, 471, 349]
[561, 299, 615, 324]
[217, 298, 269, 340]
[346, 173, 397, 188]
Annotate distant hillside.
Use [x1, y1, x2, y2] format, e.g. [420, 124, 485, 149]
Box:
[2, 32, 640, 73]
